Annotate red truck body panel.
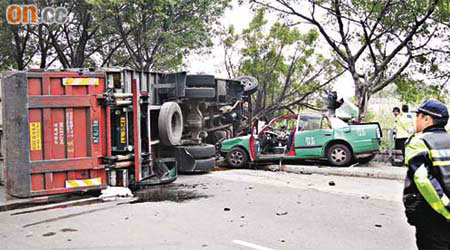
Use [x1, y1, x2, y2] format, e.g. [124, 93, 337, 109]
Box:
[3, 71, 109, 197]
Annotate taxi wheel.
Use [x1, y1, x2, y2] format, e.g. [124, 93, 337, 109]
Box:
[327, 144, 352, 166]
[226, 147, 248, 168]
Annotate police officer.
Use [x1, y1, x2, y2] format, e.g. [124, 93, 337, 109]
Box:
[393, 107, 403, 149]
[401, 104, 416, 135]
[393, 106, 413, 160]
[398, 104, 416, 156]
[403, 99, 450, 249]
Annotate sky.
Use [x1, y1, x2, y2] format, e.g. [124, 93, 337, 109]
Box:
[185, 1, 355, 98]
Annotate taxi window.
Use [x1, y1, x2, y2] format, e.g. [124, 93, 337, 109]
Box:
[271, 118, 296, 130]
[298, 116, 321, 131]
[321, 117, 331, 129]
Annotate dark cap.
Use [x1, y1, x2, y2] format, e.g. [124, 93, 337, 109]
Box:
[412, 99, 449, 118]
[402, 104, 409, 112]
[392, 107, 400, 112]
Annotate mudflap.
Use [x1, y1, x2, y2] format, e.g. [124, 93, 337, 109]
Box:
[129, 160, 177, 190]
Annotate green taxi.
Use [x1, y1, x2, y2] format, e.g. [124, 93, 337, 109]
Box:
[220, 113, 382, 167]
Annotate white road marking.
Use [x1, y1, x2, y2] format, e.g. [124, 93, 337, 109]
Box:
[232, 240, 275, 250]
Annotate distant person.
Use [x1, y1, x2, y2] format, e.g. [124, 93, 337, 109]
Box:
[401, 104, 415, 135]
[393, 106, 410, 159]
[279, 124, 289, 146]
[403, 99, 450, 249]
[327, 91, 344, 117]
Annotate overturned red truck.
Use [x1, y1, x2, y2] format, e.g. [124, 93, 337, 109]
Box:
[0, 68, 256, 198]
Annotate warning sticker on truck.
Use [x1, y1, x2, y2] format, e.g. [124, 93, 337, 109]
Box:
[66, 177, 102, 188]
[53, 122, 65, 145]
[66, 111, 74, 153]
[29, 122, 42, 151]
[63, 78, 99, 86]
[120, 117, 126, 144]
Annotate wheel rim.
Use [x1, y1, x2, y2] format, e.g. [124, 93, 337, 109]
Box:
[242, 79, 253, 89]
[230, 151, 244, 166]
[238, 76, 257, 91]
[331, 147, 347, 163]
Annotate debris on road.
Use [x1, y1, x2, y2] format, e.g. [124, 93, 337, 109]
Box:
[266, 165, 280, 171]
[224, 208, 231, 211]
[276, 211, 288, 216]
[349, 163, 359, 168]
[328, 181, 336, 186]
[100, 187, 133, 201]
[361, 195, 370, 200]
[375, 224, 382, 228]
[42, 232, 56, 237]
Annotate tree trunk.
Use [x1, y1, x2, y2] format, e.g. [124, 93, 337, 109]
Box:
[38, 25, 48, 69]
[12, 27, 26, 70]
[355, 84, 369, 122]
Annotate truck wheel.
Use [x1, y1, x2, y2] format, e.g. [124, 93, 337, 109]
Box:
[158, 102, 183, 146]
[327, 144, 352, 166]
[358, 154, 376, 164]
[186, 75, 216, 87]
[185, 87, 216, 98]
[226, 147, 248, 168]
[179, 144, 216, 159]
[237, 76, 258, 95]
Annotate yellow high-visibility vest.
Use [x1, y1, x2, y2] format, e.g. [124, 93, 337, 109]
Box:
[395, 113, 415, 139]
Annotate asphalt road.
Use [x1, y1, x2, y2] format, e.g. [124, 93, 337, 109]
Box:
[0, 169, 416, 250]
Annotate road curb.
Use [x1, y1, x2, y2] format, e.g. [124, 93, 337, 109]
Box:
[263, 164, 406, 181]
[0, 198, 34, 212]
[0, 186, 136, 213]
[0, 189, 100, 213]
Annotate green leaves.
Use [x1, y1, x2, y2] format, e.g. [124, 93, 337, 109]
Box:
[221, 8, 337, 118]
[394, 75, 447, 104]
[0, 0, 230, 71]
[252, 0, 447, 119]
[96, 0, 231, 71]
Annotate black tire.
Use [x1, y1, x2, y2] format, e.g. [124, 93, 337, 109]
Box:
[226, 147, 248, 168]
[186, 75, 216, 87]
[158, 102, 183, 146]
[237, 76, 258, 95]
[185, 87, 216, 98]
[327, 144, 352, 166]
[178, 144, 216, 159]
[358, 154, 376, 164]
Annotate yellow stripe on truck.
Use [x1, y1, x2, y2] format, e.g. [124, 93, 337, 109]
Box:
[66, 177, 101, 188]
[63, 78, 99, 86]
